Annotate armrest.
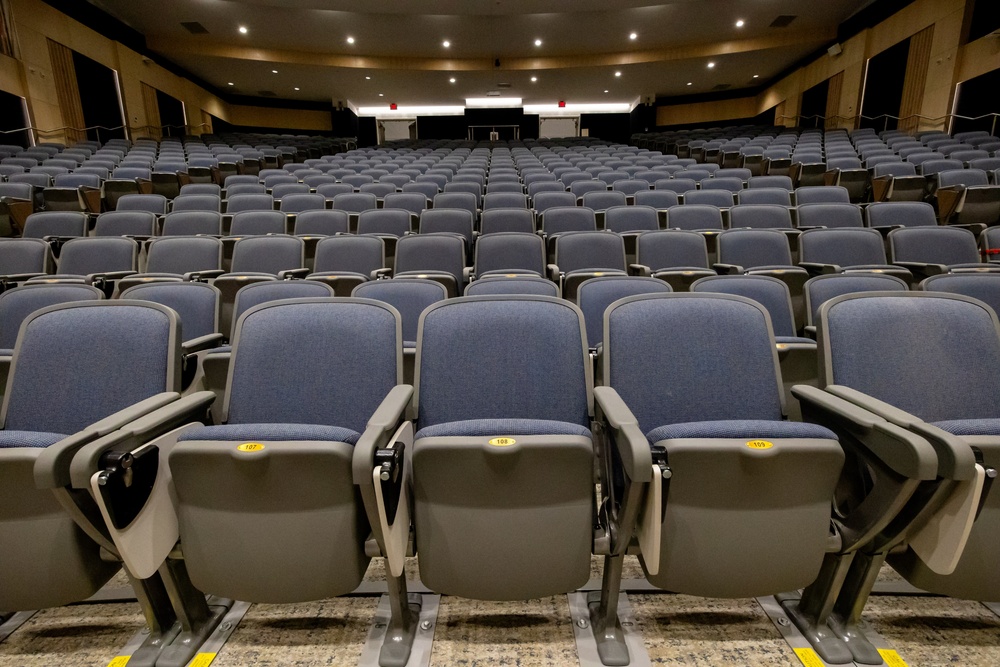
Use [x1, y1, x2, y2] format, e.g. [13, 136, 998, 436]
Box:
[184, 269, 225, 281]
[949, 223, 988, 238]
[629, 263, 651, 277]
[594, 386, 653, 483]
[277, 268, 310, 280]
[181, 332, 225, 355]
[547, 263, 562, 282]
[798, 262, 841, 276]
[88, 270, 138, 282]
[713, 263, 743, 275]
[34, 392, 181, 489]
[370, 267, 393, 280]
[463, 266, 474, 282]
[352, 384, 415, 486]
[792, 385, 938, 480]
[68, 391, 217, 489]
[823, 384, 976, 480]
[1, 272, 47, 283]
[894, 261, 948, 279]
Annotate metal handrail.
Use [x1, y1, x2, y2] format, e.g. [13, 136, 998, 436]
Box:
[775, 112, 1000, 135]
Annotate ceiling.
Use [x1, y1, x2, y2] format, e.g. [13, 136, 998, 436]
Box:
[88, 0, 878, 109]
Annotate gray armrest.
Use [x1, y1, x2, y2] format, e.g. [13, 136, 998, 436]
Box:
[184, 269, 225, 282]
[894, 261, 947, 279]
[277, 268, 310, 280]
[181, 333, 225, 355]
[34, 392, 181, 489]
[68, 391, 217, 489]
[594, 386, 653, 483]
[798, 262, 841, 276]
[352, 385, 414, 549]
[629, 263, 651, 277]
[463, 266, 474, 282]
[547, 263, 562, 282]
[352, 384, 414, 486]
[792, 385, 938, 481]
[823, 384, 976, 480]
[370, 267, 393, 280]
[713, 263, 743, 275]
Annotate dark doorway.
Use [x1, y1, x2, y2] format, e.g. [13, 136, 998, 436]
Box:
[156, 89, 186, 137]
[800, 79, 830, 129]
[860, 37, 910, 131]
[71, 50, 125, 143]
[0, 89, 29, 148]
[952, 68, 1000, 136]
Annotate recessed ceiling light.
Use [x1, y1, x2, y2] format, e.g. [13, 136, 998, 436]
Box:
[365, 76, 371, 80]
[753, 74, 759, 79]
[686, 82, 692, 86]
[294, 87, 300, 91]
[228, 82, 234, 86]
[534, 39, 542, 47]
[614, 71, 622, 77]
[735, 19, 745, 27]
[378, 93, 384, 97]
[707, 62, 715, 68]
[442, 40, 450, 48]
[530, 76, 537, 82]
[238, 26, 248, 35]
[629, 32, 638, 40]
[449, 77, 456, 83]
[604, 89, 609, 93]
[271, 69, 278, 74]
[346, 36, 355, 44]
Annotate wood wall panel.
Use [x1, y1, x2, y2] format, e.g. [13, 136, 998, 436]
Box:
[899, 25, 934, 132]
[45, 38, 84, 142]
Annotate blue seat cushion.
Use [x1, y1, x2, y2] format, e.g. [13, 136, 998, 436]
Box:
[178, 423, 361, 445]
[646, 419, 836, 444]
[206, 345, 232, 355]
[932, 419, 1000, 437]
[416, 418, 592, 440]
[0, 430, 68, 448]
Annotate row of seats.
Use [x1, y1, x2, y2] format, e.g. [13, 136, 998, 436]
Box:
[2, 283, 997, 666]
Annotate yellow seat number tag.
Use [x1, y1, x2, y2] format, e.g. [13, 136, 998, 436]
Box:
[488, 437, 516, 446]
[237, 442, 265, 452]
[746, 440, 774, 449]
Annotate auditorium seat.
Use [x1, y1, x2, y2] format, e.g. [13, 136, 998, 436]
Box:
[549, 230, 628, 301]
[307, 235, 385, 295]
[595, 292, 843, 663]
[803, 273, 909, 335]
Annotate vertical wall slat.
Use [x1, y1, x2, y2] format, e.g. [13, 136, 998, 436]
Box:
[899, 25, 934, 133]
[46, 38, 85, 143]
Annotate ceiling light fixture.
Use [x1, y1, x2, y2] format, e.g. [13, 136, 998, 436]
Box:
[378, 93, 384, 97]
[271, 69, 278, 74]
[753, 74, 759, 79]
[228, 82, 234, 86]
[442, 40, 450, 48]
[687, 82, 692, 86]
[735, 19, 745, 27]
[365, 76, 371, 80]
[346, 36, 355, 44]
[238, 26, 248, 34]
[614, 71, 622, 77]
[294, 87, 300, 91]
[534, 39, 542, 47]
[707, 62, 715, 68]
[530, 76, 537, 82]
[604, 89, 609, 93]
[629, 32, 638, 40]
[449, 77, 456, 83]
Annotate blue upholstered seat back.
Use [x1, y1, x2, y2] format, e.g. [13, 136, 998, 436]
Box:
[0, 284, 102, 348]
[4, 303, 175, 433]
[417, 297, 589, 429]
[226, 299, 398, 434]
[606, 294, 783, 434]
[822, 294, 1000, 421]
[121, 282, 218, 341]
